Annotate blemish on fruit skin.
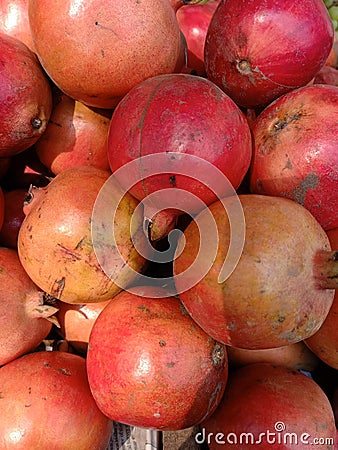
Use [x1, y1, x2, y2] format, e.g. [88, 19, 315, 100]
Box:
[159, 340, 166, 347]
[281, 172, 319, 206]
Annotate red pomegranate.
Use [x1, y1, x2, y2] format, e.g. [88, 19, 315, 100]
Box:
[0, 33, 52, 157]
[28, 0, 184, 108]
[305, 228, 338, 369]
[0, 189, 26, 248]
[174, 194, 335, 349]
[107, 73, 252, 240]
[86, 286, 228, 430]
[201, 363, 336, 449]
[249, 84, 338, 231]
[0, 0, 35, 52]
[56, 299, 111, 355]
[0, 351, 113, 449]
[176, 1, 220, 76]
[204, 0, 334, 108]
[0, 247, 58, 366]
[314, 65, 338, 86]
[35, 90, 111, 174]
[18, 166, 150, 304]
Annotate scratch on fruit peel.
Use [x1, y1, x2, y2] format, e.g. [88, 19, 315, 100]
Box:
[51, 277, 65, 299]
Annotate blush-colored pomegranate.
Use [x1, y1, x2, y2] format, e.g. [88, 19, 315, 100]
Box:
[0, 188, 26, 248]
[18, 166, 150, 304]
[0, 0, 35, 52]
[0, 351, 113, 449]
[0, 33, 52, 157]
[201, 363, 336, 450]
[176, 1, 220, 76]
[204, 0, 334, 108]
[0, 247, 58, 366]
[56, 299, 111, 355]
[174, 194, 336, 349]
[305, 228, 338, 369]
[107, 73, 252, 240]
[35, 90, 111, 175]
[249, 84, 338, 231]
[86, 286, 228, 430]
[227, 341, 319, 372]
[28, 0, 184, 108]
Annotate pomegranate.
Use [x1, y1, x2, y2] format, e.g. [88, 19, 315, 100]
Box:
[249, 84, 338, 231]
[227, 341, 319, 372]
[0, 351, 113, 449]
[305, 228, 338, 369]
[201, 363, 336, 449]
[176, 1, 220, 76]
[86, 286, 228, 430]
[28, 0, 184, 109]
[0, 33, 52, 157]
[0, 0, 35, 52]
[314, 65, 338, 86]
[0, 188, 26, 248]
[204, 0, 334, 108]
[107, 73, 252, 240]
[0, 247, 58, 366]
[173, 194, 336, 349]
[18, 166, 150, 304]
[56, 299, 111, 355]
[35, 90, 111, 175]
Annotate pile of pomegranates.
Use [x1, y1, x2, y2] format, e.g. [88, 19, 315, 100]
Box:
[0, 0, 337, 448]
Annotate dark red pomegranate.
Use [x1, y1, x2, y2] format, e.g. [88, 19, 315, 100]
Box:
[201, 363, 336, 449]
[176, 1, 220, 76]
[174, 194, 336, 349]
[0, 247, 57, 366]
[0, 33, 52, 157]
[0, 351, 113, 449]
[204, 0, 334, 108]
[0, 189, 26, 248]
[107, 73, 252, 240]
[86, 286, 228, 430]
[249, 84, 338, 231]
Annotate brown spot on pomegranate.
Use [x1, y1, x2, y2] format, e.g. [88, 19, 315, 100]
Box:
[282, 172, 319, 205]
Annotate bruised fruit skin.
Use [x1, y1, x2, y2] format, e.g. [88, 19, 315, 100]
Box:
[87, 286, 228, 430]
[204, 0, 334, 108]
[28, 0, 183, 109]
[201, 363, 336, 450]
[0, 351, 113, 449]
[0, 0, 35, 52]
[0, 33, 52, 157]
[305, 228, 338, 369]
[35, 91, 111, 174]
[0, 247, 57, 366]
[249, 84, 338, 231]
[174, 195, 335, 349]
[17, 166, 149, 304]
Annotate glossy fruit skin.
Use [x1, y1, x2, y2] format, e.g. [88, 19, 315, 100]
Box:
[0, 0, 35, 52]
[86, 286, 228, 430]
[201, 363, 336, 450]
[35, 91, 111, 174]
[107, 73, 252, 209]
[176, 1, 219, 76]
[249, 85, 338, 231]
[0, 33, 52, 157]
[0, 351, 113, 449]
[28, 0, 183, 108]
[0, 248, 54, 366]
[0, 189, 26, 248]
[174, 194, 334, 349]
[204, 0, 334, 108]
[17, 166, 149, 304]
[305, 228, 338, 369]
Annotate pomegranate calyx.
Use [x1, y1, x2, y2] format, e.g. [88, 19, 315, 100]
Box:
[313, 249, 338, 290]
[26, 291, 60, 327]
